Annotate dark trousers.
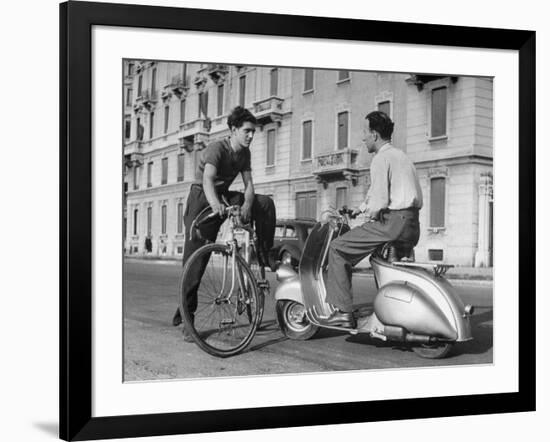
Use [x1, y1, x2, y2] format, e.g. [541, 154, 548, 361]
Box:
[325, 209, 420, 312]
[181, 185, 276, 313]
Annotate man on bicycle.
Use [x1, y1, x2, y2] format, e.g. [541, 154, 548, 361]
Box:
[172, 106, 276, 341]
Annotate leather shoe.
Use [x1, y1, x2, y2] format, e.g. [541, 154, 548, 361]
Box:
[172, 308, 182, 326]
[319, 309, 356, 328]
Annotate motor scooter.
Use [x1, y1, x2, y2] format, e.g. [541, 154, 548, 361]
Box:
[274, 209, 474, 358]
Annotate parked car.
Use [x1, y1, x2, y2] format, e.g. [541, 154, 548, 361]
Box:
[267, 218, 316, 271]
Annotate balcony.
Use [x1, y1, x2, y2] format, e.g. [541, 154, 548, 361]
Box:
[253, 97, 284, 126]
[406, 74, 458, 91]
[124, 141, 144, 167]
[135, 89, 158, 110]
[179, 117, 211, 151]
[207, 64, 229, 84]
[167, 74, 189, 98]
[312, 148, 359, 187]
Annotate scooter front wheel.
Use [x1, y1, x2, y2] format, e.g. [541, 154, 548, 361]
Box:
[276, 300, 319, 340]
[412, 342, 454, 359]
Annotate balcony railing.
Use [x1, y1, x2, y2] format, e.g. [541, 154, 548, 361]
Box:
[168, 74, 189, 98]
[253, 97, 284, 125]
[136, 89, 158, 109]
[312, 148, 359, 186]
[124, 141, 144, 167]
[207, 64, 229, 83]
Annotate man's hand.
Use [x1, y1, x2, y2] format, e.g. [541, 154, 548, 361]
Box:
[240, 201, 252, 224]
[351, 207, 363, 217]
[211, 202, 225, 218]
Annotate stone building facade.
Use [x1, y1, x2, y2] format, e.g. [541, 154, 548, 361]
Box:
[123, 60, 493, 267]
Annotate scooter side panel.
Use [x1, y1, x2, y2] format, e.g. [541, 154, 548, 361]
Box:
[375, 282, 458, 340]
[372, 257, 472, 341]
[299, 223, 348, 316]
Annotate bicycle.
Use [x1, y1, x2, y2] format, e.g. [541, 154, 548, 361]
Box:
[179, 201, 270, 357]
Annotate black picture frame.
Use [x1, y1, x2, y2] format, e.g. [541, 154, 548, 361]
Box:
[60, 1, 536, 440]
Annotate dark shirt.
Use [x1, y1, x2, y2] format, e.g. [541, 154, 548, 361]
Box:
[194, 138, 251, 193]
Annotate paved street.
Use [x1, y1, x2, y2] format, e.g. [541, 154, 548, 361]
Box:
[124, 260, 493, 381]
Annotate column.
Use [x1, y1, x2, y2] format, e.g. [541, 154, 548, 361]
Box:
[474, 172, 493, 267]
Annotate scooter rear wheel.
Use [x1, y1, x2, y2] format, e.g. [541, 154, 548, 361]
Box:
[276, 300, 319, 340]
[412, 342, 453, 359]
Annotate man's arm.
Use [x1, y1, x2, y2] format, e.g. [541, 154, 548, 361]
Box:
[240, 170, 255, 223]
[203, 163, 224, 217]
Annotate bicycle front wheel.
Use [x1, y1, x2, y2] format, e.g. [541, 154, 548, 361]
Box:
[180, 243, 263, 357]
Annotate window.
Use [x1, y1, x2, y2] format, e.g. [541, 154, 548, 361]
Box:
[266, 129, 276, 166]
[180, 99, 186, 124]
[217, 84, 224, 116]
[270, 68, 278, 96]
[147, 162, 153, 188]
[151, 68, 157, 96]
[198, 91, 208, 118]
[161, 157, 168, 185]
[296, 191, 317, 219]
[430, 177, 446, 227]
[136, 117, 143, 141]
[338, 70, 350, 81]
[302, 120, 313, 160]
[431, 87, 447, 137]
[147, 207, 152, 236]
[149, 112, 154, 139]
[126, 88, 132, 106]
[133, 209, 138, 235]
[177, 154, 185, 182]
[161, 204, 167, 235]
[133, 167, 139, 190]
[127, 62, 133, 76]
[285, 226, 297, 238]
[177, 203, 184, 234]
[164, 105, 170, 133]
[125, 119, 131, 139]
[304, 69, 314, 92]
[137, 75, 143, 97]
[428, 249, 444, 261]
[337, 111, 349, 150]
[336, 187, 348, 209]
[378, 100, 391, 117]
[239, 76, 246, 107]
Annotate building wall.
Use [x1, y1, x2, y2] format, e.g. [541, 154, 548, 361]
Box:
[123, 60, 493, 267]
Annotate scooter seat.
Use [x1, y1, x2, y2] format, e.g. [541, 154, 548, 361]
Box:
[383, 242, 415, 263]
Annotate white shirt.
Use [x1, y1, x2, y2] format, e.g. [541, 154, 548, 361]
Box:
[360, 143, 423, 218]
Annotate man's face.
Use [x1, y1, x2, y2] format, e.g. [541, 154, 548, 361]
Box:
[231, 121, 256, 149]
[362, 119, 377, 153]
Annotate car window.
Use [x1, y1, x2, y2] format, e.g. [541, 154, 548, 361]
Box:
[274, 226, 285, 238]
[285, 226, 297, 238]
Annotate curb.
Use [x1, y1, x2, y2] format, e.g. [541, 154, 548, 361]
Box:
[125, 258, 493, 284]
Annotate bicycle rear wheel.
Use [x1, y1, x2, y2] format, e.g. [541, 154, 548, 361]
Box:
[180, 243, 262, 357]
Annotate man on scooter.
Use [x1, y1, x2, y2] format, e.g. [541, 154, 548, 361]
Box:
[321, 111, 423, 329]
[171, 106, 276, 340]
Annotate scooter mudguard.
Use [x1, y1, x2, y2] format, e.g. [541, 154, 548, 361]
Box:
[372, 256, 472, 342]
[274, 265, 304, 305]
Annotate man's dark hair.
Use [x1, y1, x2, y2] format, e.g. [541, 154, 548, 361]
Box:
[227, 106, 257, 129]
[365, 111, 394, 140]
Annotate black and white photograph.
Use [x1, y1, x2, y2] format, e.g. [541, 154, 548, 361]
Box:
[123, 60, 494, 380]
